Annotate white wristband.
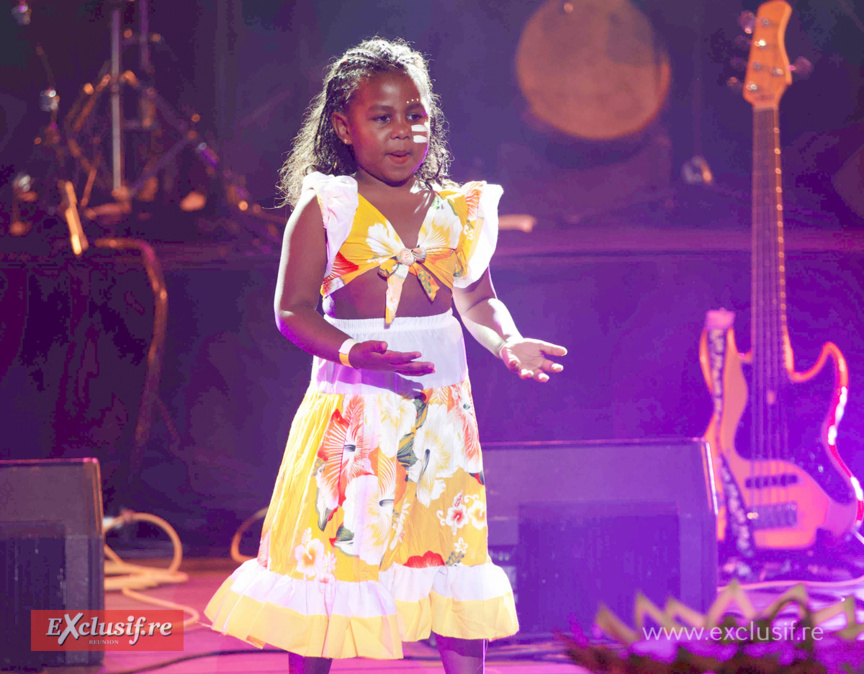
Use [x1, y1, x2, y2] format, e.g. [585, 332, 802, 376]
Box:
[338, 338, 357, 368]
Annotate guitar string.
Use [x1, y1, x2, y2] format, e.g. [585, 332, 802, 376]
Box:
[753, 105, 782, 526]
[760, 105, 768, 521]
[759, 109, 776, 526]
[751, 105, 762, 522]
[774, 105, 792, 523]
[770, 105, 783, 524]
[766, 105, 781, 526]
[762, 108, 779, 528]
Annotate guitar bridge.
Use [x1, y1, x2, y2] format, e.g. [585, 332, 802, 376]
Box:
[744, 473, 800, 489]
[748, 502, 798, 530]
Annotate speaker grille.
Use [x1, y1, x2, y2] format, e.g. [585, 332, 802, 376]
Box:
[0, 459, 104, 668]
[517, 502, 681, 634]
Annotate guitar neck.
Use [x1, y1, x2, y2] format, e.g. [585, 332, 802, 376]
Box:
[751, 104, 793, 381]
[743, 0, 794, 385]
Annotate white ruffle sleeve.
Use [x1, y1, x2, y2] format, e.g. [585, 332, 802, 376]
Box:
[453, 182, 502, 288]
[300, 172, 360, 277]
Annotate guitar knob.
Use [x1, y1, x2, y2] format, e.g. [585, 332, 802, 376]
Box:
[790, 56, 814, 79]
[738, 10, 756, 35]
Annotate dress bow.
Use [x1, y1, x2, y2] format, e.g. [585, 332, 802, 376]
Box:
[378, 247, 441, 325]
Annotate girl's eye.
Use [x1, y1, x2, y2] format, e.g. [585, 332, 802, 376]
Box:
[374, 115, 390, 123]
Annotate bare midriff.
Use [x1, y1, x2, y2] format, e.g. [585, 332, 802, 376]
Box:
[325, 269, 452, 320]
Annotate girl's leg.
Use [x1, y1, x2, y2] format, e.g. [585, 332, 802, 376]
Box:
[436, 634, 486, 674]
[288, 653, 332, 674]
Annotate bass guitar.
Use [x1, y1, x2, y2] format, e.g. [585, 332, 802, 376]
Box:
[700, 0, 863, 555]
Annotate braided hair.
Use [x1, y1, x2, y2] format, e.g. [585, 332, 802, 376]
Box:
[277, 38, 452, 207]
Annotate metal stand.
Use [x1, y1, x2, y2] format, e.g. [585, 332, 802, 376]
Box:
[13, 0, 279, 246]
[63, 0, 220, 214]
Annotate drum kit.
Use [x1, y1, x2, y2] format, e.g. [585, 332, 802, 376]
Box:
[8, 0, 277, 251]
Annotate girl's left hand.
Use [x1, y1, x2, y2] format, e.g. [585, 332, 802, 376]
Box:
[499, 338, 567, 383]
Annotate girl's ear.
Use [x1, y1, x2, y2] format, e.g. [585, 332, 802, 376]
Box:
[331, 112, 352, 145]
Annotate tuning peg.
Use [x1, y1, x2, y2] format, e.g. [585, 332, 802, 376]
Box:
[738, 10, 755, 35]
[790, 56, 813, 79]
[726, 77, 744, 94]
[733, 34, 752, 51]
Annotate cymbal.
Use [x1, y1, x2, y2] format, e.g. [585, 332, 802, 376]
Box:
[516, 0, 671, 141]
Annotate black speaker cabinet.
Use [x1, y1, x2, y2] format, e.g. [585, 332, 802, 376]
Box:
[483, 438, 717, 635]
[0, 458, 105, 669]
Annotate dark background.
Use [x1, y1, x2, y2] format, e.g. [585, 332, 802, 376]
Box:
[1, 0, 863, 551]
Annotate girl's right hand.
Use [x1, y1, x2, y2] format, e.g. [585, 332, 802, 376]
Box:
[348, 340, 435, 375]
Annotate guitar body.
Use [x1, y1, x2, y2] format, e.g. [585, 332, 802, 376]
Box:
[699, 0, 863, 556]
[700, 324, 863, 550]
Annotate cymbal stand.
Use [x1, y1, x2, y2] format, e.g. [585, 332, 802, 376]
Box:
[64, 0, 219, 213]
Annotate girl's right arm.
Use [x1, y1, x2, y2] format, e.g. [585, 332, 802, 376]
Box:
[274, 191, 434, 375]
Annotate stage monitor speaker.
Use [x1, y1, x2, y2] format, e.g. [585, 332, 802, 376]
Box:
[483, 438, 717, 635]
[0, 458, 105, 669]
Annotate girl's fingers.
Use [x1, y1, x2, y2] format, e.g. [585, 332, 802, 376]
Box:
[393, 358, 435, 375]
[542, 359, 564, 373]
[540, 342, 568, 357]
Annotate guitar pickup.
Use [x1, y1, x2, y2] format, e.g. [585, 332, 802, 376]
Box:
[744, 473, 799, 489]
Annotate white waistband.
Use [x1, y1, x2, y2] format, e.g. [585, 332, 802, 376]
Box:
[313, 310, 468, 395]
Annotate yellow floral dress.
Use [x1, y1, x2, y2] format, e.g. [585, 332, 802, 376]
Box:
[204, 172, 518, 659]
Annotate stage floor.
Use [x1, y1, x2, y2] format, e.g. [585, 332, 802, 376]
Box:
[59, 558, 581, 674]
[49, 557, 864, 674]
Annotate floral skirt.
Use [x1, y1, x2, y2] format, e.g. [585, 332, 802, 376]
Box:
[204, 312, 518, 659]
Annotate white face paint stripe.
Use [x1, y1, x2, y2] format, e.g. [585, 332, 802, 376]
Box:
[411, 125, 428, 144]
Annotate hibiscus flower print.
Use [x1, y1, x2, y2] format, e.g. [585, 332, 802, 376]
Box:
[316, 548, 337, 589]
[437, 491, 468, 535]
[445, 502, 468, 534]
[315, 396, 378, 525]
[407, 405, 462, 506]
[366, 221, 402, 260]
[404, 550, 445, 568]
[465, 494, 487, 530]
[294, 528, 326, 579]
[374, 393, 416, 458]
[463, 182, 482, 225]
[321, 252, 357, 296]
[418, 198, 460, 250]
[452, 382, 481, 474]
[425, 384, 458, 411]
[335, 458, 397, 566]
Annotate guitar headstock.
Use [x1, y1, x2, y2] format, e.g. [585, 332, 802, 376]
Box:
[743, 1, 792, 109]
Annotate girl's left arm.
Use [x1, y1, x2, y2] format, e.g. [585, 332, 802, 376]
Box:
[453, 269, 567, 382]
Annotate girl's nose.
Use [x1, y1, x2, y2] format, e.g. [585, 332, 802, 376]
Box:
[391, 116, 410, 139]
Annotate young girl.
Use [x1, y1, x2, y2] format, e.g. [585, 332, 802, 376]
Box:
[205, 38, 566, 674]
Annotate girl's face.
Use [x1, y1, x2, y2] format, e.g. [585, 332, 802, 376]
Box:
[331, 71, 430, 188]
